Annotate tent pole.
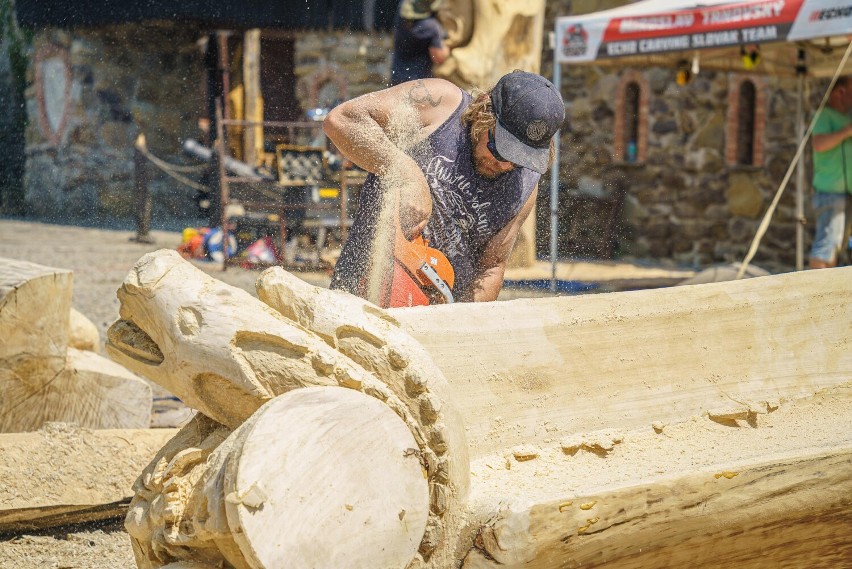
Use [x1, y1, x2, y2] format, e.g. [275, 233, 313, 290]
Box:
[550, 62, 562, 293]
[795, 72, 806, 271]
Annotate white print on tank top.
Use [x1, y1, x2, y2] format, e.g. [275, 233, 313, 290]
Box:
[425, 154, 492, 259]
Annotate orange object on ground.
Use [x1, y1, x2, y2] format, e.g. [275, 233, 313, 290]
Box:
[176, 228, 208, 260]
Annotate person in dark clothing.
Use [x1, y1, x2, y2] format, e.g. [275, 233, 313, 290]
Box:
[323, 71, 565, 302]
[391, 0, 450, 86]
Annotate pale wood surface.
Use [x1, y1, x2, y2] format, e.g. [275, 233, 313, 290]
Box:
[459, 386, 852, 567]
[1, 258, 151, 432]
[0, 257, 72, 381]
[0, 426, 177, 532]
[225, 387, 429, 569]
[114, 252, 465, 568]
[69, 307, 100, 352]
[1, 348, 152, 431]
[109, 254, 851, 568]
[392, 267, 852, 458]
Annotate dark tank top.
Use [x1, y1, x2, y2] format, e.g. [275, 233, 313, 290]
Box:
[331, 90, 540, 300]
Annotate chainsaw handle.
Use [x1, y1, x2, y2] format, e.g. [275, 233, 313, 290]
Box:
[419, 262, 454, 304]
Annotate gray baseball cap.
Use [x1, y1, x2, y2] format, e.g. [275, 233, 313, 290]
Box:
[490, 71, 565, 174]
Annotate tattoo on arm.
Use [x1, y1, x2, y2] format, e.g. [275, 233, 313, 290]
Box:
[407, 80, 443, 108]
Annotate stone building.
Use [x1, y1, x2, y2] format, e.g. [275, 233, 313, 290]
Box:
[7, 0, 836, 270]
[538, 0, 834, 270]
[12, 0, 396, 225]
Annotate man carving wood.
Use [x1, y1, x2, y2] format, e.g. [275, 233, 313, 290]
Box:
[324, 71, 564, 303]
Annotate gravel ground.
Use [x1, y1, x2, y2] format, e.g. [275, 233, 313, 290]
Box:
[0, 219, 332, 343]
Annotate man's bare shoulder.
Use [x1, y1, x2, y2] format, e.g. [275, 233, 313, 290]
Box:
[397, 79, 462, 111]
[396, 79, 463, 128]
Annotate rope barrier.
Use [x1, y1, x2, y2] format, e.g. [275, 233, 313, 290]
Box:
[135, 139, 210, 192]
[736, 40, 852, 280]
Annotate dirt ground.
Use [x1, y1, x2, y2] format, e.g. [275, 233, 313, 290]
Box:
[0, 524, 136, 569]
[0, 219, 696, 342]
[0, 218, 697, 568]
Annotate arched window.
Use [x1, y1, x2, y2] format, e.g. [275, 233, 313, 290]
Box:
[736, 80, 756, 165]
[623, 82, 640, 162]
[614, 71, 648, 164]
[726, 76, 765, 167]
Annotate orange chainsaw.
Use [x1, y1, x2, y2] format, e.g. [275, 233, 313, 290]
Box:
[377, 223, 455, 308]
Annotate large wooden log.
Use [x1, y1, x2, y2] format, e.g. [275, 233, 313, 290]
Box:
[126, 388, 429, 569]
[108, 251, 467, 568]
[390, 267, 852, 456]
[0, 258, 72, 382]
[106, 251, 852, 568]
[458, 385, 852, 567]
[0, 258, 152, 432]
[0, 425, 177, 533]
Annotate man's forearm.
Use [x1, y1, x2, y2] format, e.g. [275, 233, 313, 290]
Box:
[323, 96, 432, 236]
[813, 125, 852, 153]
[466, 265, 506, 302]
[323, 101, 410, 177]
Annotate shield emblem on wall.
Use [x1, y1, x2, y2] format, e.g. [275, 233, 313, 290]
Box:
[35, 45, 72, 146]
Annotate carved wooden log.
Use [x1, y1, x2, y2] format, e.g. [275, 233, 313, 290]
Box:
[108, 251, 852, 568]
[69, 307, 101, 352]
[390, 267, 852, 455]
[0, 258, 152, 432]
[108, 250, 468, 568]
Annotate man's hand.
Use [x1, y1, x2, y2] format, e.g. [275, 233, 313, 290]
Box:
[386, 163, 432, 239]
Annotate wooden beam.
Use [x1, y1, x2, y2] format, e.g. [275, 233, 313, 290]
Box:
[391, 267, 852, 457]
[242, 29, 262, 167]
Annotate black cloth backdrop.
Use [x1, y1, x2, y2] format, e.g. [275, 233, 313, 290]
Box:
[16, 0, 398, 31]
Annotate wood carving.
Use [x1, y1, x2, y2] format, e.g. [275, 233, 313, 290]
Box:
[0, 258, 152, 432]
[435, 0, 545, 91]
[109, 250, 852, 568]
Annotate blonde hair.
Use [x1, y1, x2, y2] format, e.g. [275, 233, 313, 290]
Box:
[461, 88, 556, 169]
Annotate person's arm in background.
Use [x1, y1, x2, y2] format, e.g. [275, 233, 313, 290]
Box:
[812, 123, 852, 153]
[323, 79, 462, 237]
[464, 187, 538, 302]
[428, 18, 450, 65]
[429, 44, 450, 65]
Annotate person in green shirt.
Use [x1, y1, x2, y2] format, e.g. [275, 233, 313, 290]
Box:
[810, 75, 852, 269]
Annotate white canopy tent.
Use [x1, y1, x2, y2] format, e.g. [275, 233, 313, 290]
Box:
[549, 0, 852, 287]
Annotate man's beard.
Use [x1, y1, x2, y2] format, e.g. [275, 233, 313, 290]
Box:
[472, 155, 501, 179]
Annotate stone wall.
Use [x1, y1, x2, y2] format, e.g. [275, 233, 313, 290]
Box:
[540, 0, 819, 270]
[22, 24, 393, 226]
[0, 0, 27, 213]
[295, 32, 392, 112]
[24, 24, 205, 224]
